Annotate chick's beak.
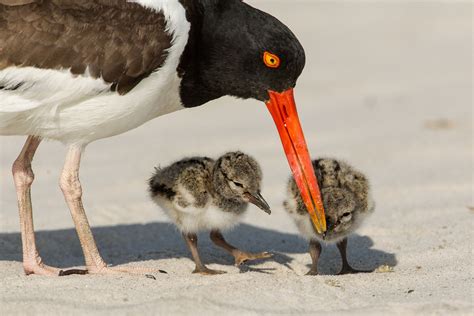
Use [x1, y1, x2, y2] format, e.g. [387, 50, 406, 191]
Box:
[265, 88, 327, 233]
[245, 191, 271, 214]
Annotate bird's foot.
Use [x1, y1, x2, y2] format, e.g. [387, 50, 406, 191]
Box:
[338, 265, 372, 275]
[192, 266, 226, 275]
[233, 251, 273, 266]
[87, 264, 167, 276]
[23, 261, 60, 276]
[23, 256, 86, 276]
[305, 269, 319, 276]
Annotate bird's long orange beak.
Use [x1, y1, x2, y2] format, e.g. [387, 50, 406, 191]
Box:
[266, 88, 327, 234]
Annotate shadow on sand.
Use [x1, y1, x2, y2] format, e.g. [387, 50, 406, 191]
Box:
[0, 222, 397, 274]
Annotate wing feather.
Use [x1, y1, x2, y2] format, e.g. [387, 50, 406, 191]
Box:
[0, 0, 172, 95]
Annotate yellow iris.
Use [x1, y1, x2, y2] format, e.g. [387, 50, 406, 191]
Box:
[263, 51, 280, 68]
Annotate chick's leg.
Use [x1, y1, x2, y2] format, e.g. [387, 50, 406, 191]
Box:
[306, 239, 322, 275]
[183, 233, 225, 275]
[337, 238, 372, 275]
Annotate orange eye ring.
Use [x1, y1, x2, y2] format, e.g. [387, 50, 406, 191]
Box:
[263, 51, 281, 68]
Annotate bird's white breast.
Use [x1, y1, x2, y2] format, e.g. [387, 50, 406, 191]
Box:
[0, 0, 190, 145]
[153, 196, 243, 234]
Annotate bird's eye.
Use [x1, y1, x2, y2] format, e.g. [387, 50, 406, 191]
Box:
[342, 212, 351, 217]
[263, 51, 280, 68]
[233, 181, 244, 188]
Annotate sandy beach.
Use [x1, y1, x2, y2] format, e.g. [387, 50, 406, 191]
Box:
[0, 0, 472, 314]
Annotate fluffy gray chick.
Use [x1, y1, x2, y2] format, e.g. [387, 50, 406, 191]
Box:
[149, 152, 272, 275]
[284, 158, 374, 275]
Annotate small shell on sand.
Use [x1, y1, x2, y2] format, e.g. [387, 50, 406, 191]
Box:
[325, 279, 342, 288]
[376, 265, 395, 273]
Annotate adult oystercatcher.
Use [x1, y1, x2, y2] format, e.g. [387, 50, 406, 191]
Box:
[149, 151, 272, 275]
[284, 158, 375, 275]
[0, 0, 326, 276]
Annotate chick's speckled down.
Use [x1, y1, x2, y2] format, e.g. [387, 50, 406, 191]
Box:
[284, 158, 374, 242]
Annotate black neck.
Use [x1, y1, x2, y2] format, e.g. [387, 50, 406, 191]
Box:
[177, 0, 224, 108]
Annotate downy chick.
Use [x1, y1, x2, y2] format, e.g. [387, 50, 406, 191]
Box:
[149, 151, 272, 275]
[284, 158, 374, 275]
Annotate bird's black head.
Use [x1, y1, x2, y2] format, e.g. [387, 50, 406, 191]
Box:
[178, 0, 327, 234]
[178, 0, 306, 107]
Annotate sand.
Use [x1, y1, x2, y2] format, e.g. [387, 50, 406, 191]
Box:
[0, 1, 472, 315]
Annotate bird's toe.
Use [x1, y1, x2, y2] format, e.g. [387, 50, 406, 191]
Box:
[234, 251, 273, 266]
[87, 265, 167, 277]
[23, 257, 63, 277]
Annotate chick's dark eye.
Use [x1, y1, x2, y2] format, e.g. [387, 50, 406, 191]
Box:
[342, 212, 351, 217]
[233, 181, 244, 188]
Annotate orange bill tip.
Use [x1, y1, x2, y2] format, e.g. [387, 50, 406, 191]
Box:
[265, 88, 327, 233]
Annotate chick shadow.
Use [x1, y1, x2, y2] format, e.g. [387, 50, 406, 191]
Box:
[305, 236, 398, 275]
[0, 222, 397, 274]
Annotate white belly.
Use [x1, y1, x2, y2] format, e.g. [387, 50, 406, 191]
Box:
[154, 197, 244, 234]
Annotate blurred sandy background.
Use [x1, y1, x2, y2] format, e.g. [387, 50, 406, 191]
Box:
[0, 0, 472, 314]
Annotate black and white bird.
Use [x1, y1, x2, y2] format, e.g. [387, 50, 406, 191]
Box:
[284, 158, 375, 275]
[0, 0, 327, 276]
[149, 152, 272, 275]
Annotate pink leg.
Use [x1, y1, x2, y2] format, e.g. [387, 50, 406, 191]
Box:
[59, 146, 108, 273]
[12, 136, 58, 275]
[60, 146, 165, 276]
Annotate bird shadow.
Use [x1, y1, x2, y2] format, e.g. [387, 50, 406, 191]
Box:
[0, 222, 397, 274]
